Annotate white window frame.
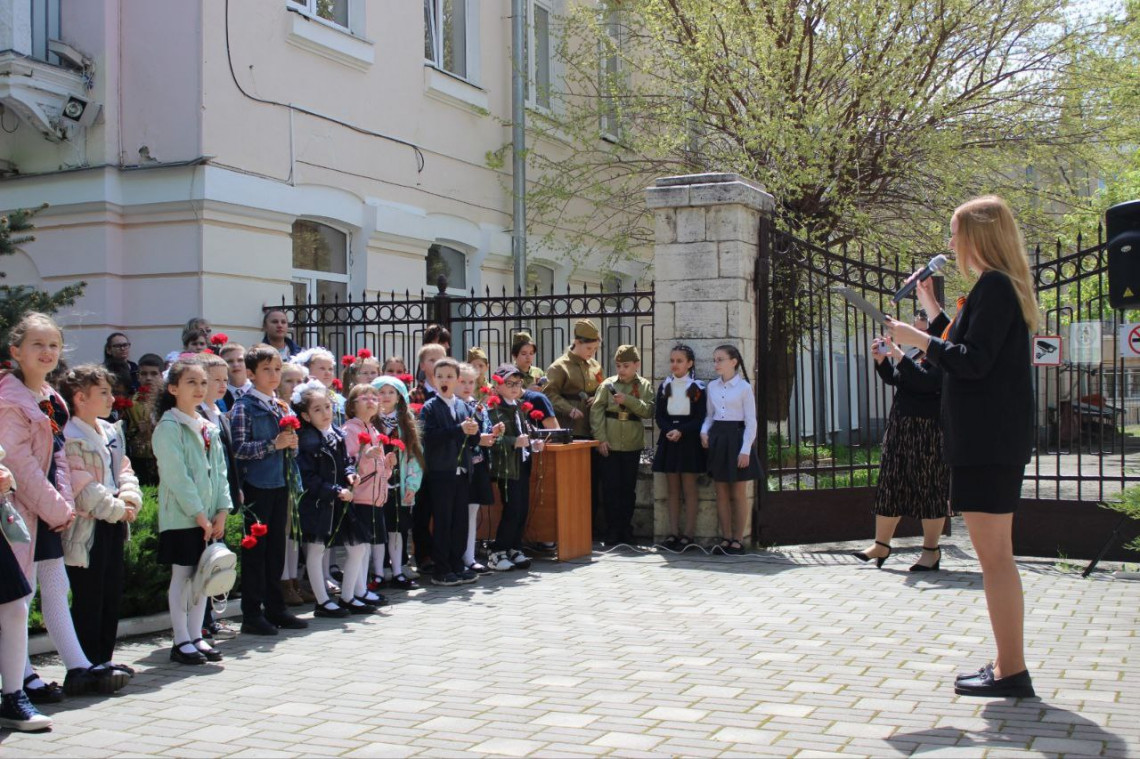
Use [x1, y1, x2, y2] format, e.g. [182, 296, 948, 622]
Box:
[526, 0, 555, 113]
[598, 4, 624, 142]
[288, 0, 351, 34]
[424, 0, 481, 85]
[426, 243, 470, 296]
[291, 220, 351, 304]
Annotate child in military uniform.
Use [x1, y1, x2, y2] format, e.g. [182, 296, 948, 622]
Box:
[590, 345, 654, 546]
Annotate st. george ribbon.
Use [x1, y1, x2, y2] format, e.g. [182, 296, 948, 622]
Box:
[892, 254, 947, 304]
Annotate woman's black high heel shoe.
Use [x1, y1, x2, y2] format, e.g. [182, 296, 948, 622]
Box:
[909, 545, 941, 572]
[852, 540, 891, 568]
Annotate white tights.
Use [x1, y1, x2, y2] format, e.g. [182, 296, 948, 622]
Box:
[282, 539, 299, 581]
[168, 565, 207, 647]
[340, 543, 368, 603]
[385, 532, 404, 577]
[462, 503, 480, 566]
[0, 597, 29, 695]
[305, 543, 330, 605]
[24, 558, 92, 678]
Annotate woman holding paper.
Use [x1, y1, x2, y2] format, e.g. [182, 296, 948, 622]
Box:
[886, 195, 1037, 699]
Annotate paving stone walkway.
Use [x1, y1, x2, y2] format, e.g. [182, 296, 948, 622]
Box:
[4, 525, 1139, 757]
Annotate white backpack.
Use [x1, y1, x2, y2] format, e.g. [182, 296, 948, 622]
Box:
[187, 541, 238, 612]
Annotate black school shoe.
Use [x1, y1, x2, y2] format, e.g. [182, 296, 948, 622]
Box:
[169, 645, 207, 666]
[431, 573, 461, 587]
[314, 600, 350, 618]
[64, 666, 129, 696]
[391, 573, 420, 590]
[340, 599, 377, 615]
[23, 675, 64, 704]
[954, 668, 1036, 698]
[266, 611, 309, 630]
[190, 639, 223, 662]
[240, 615, 279, 636]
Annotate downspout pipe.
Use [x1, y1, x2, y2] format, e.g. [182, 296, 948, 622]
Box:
[511, 0, 527, 293]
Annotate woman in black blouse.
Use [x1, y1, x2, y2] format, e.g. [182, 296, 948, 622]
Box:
[853, 314, 948, 571]
[888, 196, 1038, 699]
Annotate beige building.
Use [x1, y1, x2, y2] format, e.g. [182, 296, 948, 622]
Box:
[0, 0, 646, 360]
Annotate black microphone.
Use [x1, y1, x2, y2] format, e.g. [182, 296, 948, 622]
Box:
[892, 254, 947, 304]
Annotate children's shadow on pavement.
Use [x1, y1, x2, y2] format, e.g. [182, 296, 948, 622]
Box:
[886, 700, 1128, 756]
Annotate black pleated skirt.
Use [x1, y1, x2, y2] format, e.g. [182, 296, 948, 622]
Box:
[300, 501, 346, 546]
[341, 502, 382, 545]
[33, 518, 64, 562]
[468, 459, 495, 506]
[382, 487, 411, 534]
[0, 536, 31, 603]
[158, 527, 208, 567]
[653, 424, 708, 474]
[707, 421, 762, 482]
[873, 406, 950, 520]
[951, 465, 1025, 514]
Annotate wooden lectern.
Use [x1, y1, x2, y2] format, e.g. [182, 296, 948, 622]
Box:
[477, 440, 598, 561]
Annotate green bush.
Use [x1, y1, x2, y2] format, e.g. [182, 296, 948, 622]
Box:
[1102, 486, 1140, 553]
[29, 486, 244, 633]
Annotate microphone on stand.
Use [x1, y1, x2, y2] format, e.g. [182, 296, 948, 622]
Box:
[892, 254, 947, 304]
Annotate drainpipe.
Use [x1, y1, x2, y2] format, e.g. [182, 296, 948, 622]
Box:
[511, 0, 527, 293]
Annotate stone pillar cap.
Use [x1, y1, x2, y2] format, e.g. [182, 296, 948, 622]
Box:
[646, 172, 775, 212]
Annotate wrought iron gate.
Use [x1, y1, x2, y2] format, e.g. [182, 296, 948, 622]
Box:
[754, 222, 1140, 559]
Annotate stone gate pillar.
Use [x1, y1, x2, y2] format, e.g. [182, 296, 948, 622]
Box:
[645, 173, 775, 544]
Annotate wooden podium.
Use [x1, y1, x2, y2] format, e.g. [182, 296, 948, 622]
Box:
[477, 440, 598, 561]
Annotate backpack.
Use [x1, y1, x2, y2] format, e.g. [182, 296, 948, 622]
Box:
[187, 541, 238, 612]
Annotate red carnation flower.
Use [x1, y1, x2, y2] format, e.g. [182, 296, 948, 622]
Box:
[397, 373, 414, 386]
[492, 374, 504, 385]
[250, 522, 268, 537]
[409, 403, 424, 415]
[279, 415, 301, 430]
[331, 378, 343, 391]
[241, 535, 258, 549]
[341, 354, 356, 367]
[520, 401, 534, 413]
[529, 409, 545, 421]
[202, 348, 215, 355]
[391, 438, 406, 452]
[112, 396, 134, 411]
[210, 333, 228, 346]
[356, 348, 372, 359]
[480, 384, 492, 395]
[377, 433, 391, 446]
[485, 395, 501, 408]
[357, 431, 373, 446]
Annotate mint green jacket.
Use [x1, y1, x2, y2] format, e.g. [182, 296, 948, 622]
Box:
[152, 411, 234, 532]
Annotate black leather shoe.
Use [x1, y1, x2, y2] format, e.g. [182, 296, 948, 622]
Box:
[240, 615, 279, 636]
[24, 675, 64, 704]
[266, 612, 309, 630]
[191, 639, 223, 662]
[169, 645, 207, 666]
[954, 668, 1035, 698]
[340, 599, 377, 615]
[314, 601, 350, 618]
[957, 662, 992, 682]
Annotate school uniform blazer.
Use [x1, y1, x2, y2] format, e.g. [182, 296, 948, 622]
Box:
[214, 412, 244, 510]
[0, 374, 75, 578]
[924, 270, 1033, 467]
[421, 396, 474, 475]
[654, 378, 707, 445]
[296, 425, 356, 537]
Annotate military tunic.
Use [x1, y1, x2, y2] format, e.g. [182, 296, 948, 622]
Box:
[517, 365, 544, 390]
[542, 349, 603, 437]
[590, 375, 655, 452]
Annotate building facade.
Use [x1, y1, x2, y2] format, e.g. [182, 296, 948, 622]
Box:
[0, 0, 643, 360]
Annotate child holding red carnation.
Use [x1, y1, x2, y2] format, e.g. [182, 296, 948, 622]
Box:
[369, 375, 424, 590]
[151, 358, 232, 664]
[459, 362, 502, 574]
[340, 383, 394, 609]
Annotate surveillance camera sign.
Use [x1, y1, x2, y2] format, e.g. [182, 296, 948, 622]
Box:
[1032, 335, 1062, 367]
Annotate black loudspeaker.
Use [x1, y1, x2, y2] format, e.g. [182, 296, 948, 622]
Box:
[1107, 200, 1140, 309]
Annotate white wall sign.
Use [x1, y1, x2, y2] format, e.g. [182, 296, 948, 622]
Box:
[1070, 322, 1102, 365]
[1032, 335, 1062, 366]
[1121, 324, 1140, 358]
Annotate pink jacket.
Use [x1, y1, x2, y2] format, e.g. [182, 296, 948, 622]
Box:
[0, 373, 75, 577]
[343, 418, 392, 507]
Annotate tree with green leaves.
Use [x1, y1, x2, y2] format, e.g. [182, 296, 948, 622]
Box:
[0, 204, 85, 350]
[523, 0, 1131, 419]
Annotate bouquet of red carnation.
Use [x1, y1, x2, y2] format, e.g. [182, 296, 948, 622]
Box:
[279, 415, 301, 430]
[210, 333, 229, 346]
[341, 354, 356, 367]
[356, 348, 372, 359]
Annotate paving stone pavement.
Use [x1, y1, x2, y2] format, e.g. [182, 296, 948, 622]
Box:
[3, 528, 1139, 758]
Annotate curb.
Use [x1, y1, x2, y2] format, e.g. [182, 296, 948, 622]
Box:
[29, 604, 243, 657]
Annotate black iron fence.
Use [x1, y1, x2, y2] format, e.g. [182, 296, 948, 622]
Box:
[271, 280, 655, 397]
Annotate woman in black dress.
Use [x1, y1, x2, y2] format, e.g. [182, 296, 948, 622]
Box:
[853, 316, 949, 571]
[888, 195, 1037, 699]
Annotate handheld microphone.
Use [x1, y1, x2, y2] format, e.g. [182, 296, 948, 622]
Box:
[892, 254, 947, 304]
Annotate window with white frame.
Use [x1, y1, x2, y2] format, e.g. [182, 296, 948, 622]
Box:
[425, 0, 473, 80]
[292, 220, 349, 306]
[426, 244, 467, 292]
[288, 0, 350, 30]
[30, 0, 61, 64]
[527, 262, 555, 294]
[527, 0, 554, 110]
[599, 4, 623, 140]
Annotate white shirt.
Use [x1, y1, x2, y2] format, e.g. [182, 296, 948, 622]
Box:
[227, 380, 252, 400]
[701, 374, 758, 455]
[248, 388, 278, 413]
[199, 403, 221, 426]
[663, 375, 693, 417]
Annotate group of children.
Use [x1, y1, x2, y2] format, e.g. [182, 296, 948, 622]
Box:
[0, 306, 760, 733]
